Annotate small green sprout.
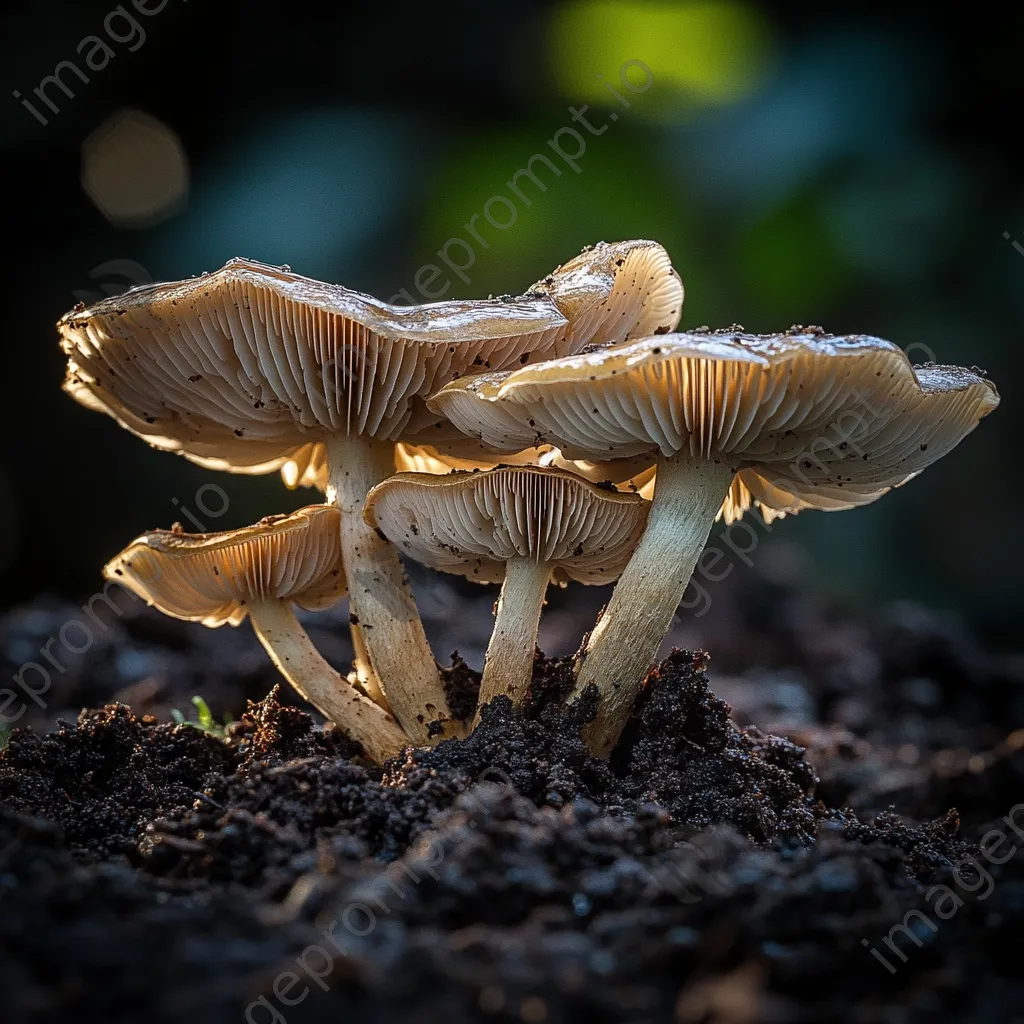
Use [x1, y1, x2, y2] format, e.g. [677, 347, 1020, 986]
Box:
[170, 696, 232, 738]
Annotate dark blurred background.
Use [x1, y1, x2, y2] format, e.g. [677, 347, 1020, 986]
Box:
[1, 0, 1021, 647]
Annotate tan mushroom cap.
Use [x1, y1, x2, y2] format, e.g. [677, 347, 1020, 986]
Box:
[61, 245, 680, 473]
[364, 466, 650, 586]
[59, 258, 574, 471]
[103, 505, 346, 628]
[529, 239, 683, 349]
[428, 328, 1000, 521]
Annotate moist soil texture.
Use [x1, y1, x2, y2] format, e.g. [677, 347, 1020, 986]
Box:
[1, 575, 1023, 1024]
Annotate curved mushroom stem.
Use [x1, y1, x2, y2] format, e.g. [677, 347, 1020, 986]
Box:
[248, 599, 409, 764]
[325, 433, 459, 745]
[570, 454, 735, 756]
[472, 556, 551, 728]
[350, 619, 390, 712]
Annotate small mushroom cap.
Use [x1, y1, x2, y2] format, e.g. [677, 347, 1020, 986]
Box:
[103, 505, 346, 627]
[428, 328, 999, 520]
[59, 258, 576, 471]
[363, 466, 650, 585]
[529, 239, 684, 348]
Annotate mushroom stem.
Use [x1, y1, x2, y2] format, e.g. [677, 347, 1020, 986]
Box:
[473, 556, 551, 727]
[248, 599, 409, 764]
[324, 433, 458, 744]
[350, 620, 390, 712]
[571, 454, 734, 756]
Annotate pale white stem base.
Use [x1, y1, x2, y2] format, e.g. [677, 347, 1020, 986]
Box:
[472, 557, 551, 728]
[571, 454, 735, 756]
[326, 433, 458, 744]
[248, 599, 408, 764]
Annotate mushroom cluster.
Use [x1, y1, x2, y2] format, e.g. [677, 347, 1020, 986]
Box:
[61, 242, 998, 762]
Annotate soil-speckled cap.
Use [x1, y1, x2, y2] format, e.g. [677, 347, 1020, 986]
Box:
[103, 505, 346, 627]
[427, 327, 999, 522]
[59, 258, 575, 471]
[530, 239, 683, 350]
[364, 466, 649, 585]
[60, 246, 680, 475]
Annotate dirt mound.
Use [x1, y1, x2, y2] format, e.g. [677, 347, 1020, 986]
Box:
[5, 641, 1018, 1023]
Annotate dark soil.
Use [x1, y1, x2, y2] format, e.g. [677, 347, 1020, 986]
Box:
[2, 576, 1023, 1024]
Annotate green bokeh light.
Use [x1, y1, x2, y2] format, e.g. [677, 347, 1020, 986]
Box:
[547, 0, 773, 116]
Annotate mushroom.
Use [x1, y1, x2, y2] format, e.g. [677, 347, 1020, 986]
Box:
[363, 466, 649, 725]
[428, 328, 1000, 753]
[59, 243, 679, 744]
[104, 505, 409, 763]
